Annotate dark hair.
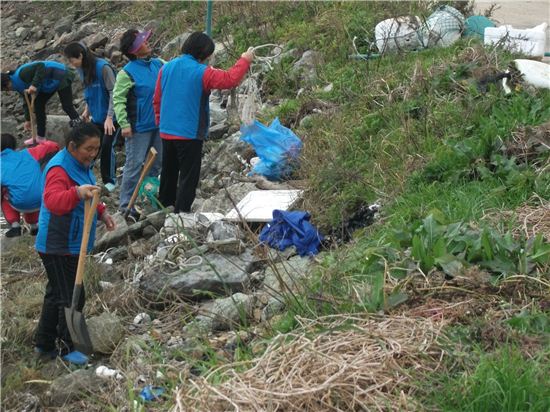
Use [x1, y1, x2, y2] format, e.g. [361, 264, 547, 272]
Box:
[1, 133, 16, 151]
[120, 29, 139, 60]
[65, 123, 101, 148]
[1, 72, 13, 91]
[181, 32, 215, 61]
[64, 42, 97, 87]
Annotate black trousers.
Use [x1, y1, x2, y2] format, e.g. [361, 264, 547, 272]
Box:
[35, 253, 84, 352]
[33, 86, 80, 137]
[93, 122, 119, 185]
[159, 139, 203, 213]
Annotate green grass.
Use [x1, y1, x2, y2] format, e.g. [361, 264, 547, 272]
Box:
[431, 345, 550, 412]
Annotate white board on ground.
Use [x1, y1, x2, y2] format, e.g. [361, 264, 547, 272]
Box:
[224, 190, 303, 222]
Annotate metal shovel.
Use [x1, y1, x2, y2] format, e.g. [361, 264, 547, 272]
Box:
[122, 147, 158, 219]
[64, 190, 100, 355]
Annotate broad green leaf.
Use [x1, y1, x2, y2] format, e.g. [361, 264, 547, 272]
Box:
[435, 254, 464, 277]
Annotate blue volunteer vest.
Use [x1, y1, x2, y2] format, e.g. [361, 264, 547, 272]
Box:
[159, 54, 209, 140]
[10, 61, 67, 94]
[0, 148, 43, 210]
[35, 149, 98, 255]
[123, 58, 163, 133]
[80, 59, 116, 124]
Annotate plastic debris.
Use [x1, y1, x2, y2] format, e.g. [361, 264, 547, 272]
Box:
[484, 22, 548, 58]
[139, 385, 164, 402]
[95, 365, 123, 380]
[133, 313, 152, 325]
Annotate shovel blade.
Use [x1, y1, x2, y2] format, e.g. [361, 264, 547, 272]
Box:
[64, 306, 94, 355]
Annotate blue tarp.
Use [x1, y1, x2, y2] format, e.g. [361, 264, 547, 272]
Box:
[259, 210, 324, 256]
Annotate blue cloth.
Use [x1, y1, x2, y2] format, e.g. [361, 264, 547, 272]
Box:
[159, 54, 209, 139]
[123, 58, 163, 133]
[119, 129, 162, 210]
[35, 149, 97, 255]
[259, 210, 324, 256]
[240, 118, 302, 181]
[0, 148, 43, 210]
[11, 61, 67, 93]
[80, 59, 116, 124]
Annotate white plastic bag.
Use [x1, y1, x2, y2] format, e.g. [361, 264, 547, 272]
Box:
[375, 16, 423, 53]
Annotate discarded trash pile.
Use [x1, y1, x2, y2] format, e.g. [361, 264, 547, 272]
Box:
[372, 5, 548, 59]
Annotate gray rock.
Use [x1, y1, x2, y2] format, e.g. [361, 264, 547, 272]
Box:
[162, 32, 191, 59]
[292, 50, 323, 83]
[146, 208, 171, 230]
[201, 131, 249, 177]
[53, 16, 73, 35]
[74, 22, 98, 41]
[140, 249, 261, 300]
[48, 369, 105, 406]
[128, 239, 151, 258]
[127, 219, 150, 239]
[82, 32, 109, 50]
[110, 51, 122, 65]
[142, 225, 157, 239]
[194, 293, 256, 331]
[262, 255, 312, 295]
[206, 220, 240, 241]
[261, 297, 285, 322]
[208, 121, 229, 140]
[87, 312, 125, 354]
[15, 27, 30, 39]
[33, 39, 47, 51]
[94, 212, 129, 252]
[43, 114, 71, 144]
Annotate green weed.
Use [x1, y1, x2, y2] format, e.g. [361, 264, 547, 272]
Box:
[433, 346, 550, 412]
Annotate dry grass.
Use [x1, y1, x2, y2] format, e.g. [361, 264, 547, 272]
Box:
[484, 199, 550, 240]
[173, 314, 446, 412]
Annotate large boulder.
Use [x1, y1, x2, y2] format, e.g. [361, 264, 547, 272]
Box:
[87, 312, 125, 354]
[192, 293, 256, 331]
[140, 249, 262, 301]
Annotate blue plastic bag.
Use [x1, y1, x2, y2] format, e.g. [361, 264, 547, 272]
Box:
[240, 118, 302, 181]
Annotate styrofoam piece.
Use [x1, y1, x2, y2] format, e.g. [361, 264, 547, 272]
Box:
[503, 59, 550, 93]
[484, 23, 547, 58]
[224, 190, 302, 222]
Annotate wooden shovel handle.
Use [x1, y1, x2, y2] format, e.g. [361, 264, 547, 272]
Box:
[125, 147, 158, 214]
[74, 190, 100, 287]
[24, 91, 37, 143]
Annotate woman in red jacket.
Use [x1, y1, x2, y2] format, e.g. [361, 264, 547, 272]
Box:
[153, 32, 254, 213]
[34, 123, 115, 364]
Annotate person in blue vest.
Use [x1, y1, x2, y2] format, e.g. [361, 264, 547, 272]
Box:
[153, 32, 254, 212]
[34, 123, 115, 363]
[113, 29, 163, 219]
[0, 61, 81, 145]
[1, 133, 59, 237]
[64, 42, 119, 192]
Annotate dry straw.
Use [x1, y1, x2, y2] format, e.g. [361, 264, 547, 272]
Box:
[173, 314, 446, 411]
